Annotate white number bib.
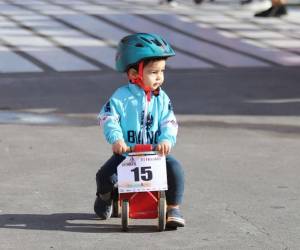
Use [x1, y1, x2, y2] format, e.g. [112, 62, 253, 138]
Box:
[117, 154, 168, 193]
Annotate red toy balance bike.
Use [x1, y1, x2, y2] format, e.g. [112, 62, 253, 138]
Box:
[115, 144, 167, 232]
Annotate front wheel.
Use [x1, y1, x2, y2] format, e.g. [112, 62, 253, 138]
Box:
[158, 192, 166, 231]
[121, 200, 129, 231]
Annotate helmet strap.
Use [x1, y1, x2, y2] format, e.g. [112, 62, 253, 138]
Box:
[128, 61, 152, 102]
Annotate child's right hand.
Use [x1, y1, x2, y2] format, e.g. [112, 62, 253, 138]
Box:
[112, 140, 129, 155]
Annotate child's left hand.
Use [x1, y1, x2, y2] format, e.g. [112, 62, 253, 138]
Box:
[156, 141, 171, 155]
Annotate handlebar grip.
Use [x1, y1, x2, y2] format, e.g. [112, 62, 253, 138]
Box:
[132, 144, 153, 152]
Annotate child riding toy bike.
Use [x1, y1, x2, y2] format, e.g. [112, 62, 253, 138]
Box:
[94, 33, 185, 230]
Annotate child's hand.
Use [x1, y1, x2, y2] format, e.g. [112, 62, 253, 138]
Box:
[156, 141, 171, 155]
[112, 140, 129, 155]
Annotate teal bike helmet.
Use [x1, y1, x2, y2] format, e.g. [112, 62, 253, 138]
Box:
[115, 33, 175, 72]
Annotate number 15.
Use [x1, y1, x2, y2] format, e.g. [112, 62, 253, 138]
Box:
[131, 166, 153, 182]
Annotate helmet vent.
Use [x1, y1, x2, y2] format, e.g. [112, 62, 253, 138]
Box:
[135, 43, 144, 47]
[140, 37, 152, 44]
[121, 37, 130, 43]
[162, 39, 168, 46]
[152, 39, 162, 47]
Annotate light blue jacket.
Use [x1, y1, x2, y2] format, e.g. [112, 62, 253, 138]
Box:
[98, 83, 178, 147]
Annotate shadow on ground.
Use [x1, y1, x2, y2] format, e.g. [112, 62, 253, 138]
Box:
[0, 213, 159, 233]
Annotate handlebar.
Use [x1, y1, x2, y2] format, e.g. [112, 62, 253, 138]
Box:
[127, 144, 153, 153]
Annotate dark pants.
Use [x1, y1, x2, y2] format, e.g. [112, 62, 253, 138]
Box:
[96, 154, 184, 205]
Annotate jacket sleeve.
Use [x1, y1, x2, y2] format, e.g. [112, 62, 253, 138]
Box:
[97, 97, 124, 145]
[158, 95, 178, 147]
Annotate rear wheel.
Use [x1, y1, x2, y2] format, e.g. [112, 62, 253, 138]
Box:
[158, 192, 166, 231]
[121, 200, 129, 231]
[112, 200, 120, 217]
[112, 190, 120, 217]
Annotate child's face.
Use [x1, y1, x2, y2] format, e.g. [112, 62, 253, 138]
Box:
[142, 59, 166, 91]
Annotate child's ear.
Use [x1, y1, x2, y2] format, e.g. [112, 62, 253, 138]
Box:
[128, 68, 138, 80]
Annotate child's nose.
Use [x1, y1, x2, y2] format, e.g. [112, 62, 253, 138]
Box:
[157, 72, 163, 80]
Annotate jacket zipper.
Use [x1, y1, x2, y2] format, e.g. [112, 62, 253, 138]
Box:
[142, 94, 148, 144]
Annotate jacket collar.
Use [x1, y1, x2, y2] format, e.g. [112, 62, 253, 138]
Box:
[128, 82, 145, 97]
[128, 82, 161, 98]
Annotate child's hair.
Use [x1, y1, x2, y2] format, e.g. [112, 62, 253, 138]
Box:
[128, 57, 167, 72]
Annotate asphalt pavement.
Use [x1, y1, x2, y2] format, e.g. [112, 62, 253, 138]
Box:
[1, 111, 300, 250]
[1, 0, 300, 249]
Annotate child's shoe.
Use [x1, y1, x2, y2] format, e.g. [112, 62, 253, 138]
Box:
[166, 208, 185, 229]
[94, 192, 112, 220]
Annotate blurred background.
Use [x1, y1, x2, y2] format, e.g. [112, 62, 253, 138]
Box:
[1, 1, 300, 249]
[0, 0, 300, 120]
